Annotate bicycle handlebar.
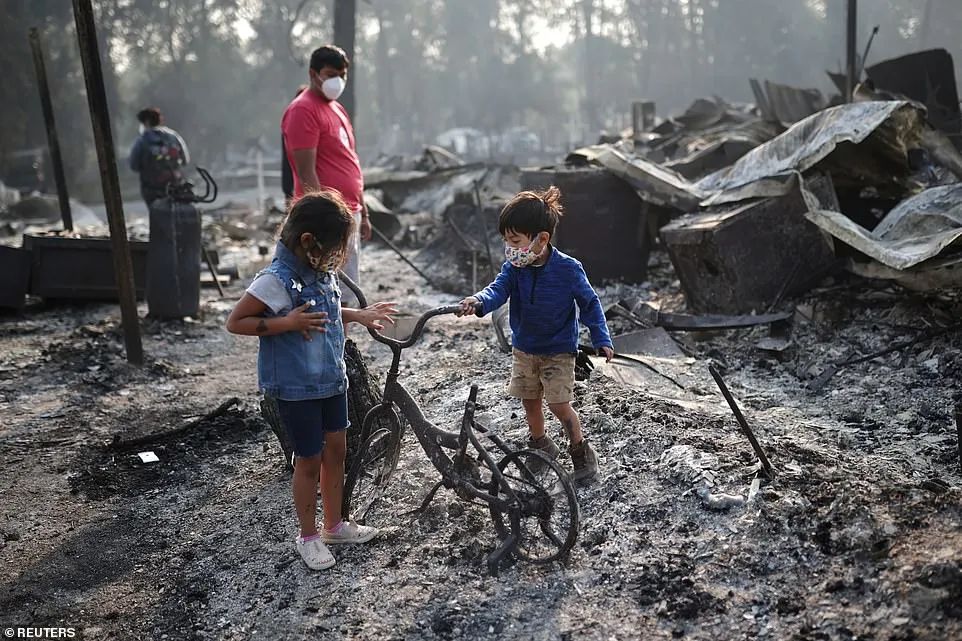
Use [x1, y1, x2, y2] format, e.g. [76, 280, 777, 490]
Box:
[337, 270, 481, 350]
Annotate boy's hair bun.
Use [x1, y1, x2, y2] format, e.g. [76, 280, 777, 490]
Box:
[540, 185, 563, 216]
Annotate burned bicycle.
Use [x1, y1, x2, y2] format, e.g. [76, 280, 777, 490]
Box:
[338, 273, 580, 575]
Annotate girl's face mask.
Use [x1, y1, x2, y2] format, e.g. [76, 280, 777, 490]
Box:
[309, 241, 342, 273]
[505, 236, 544, 268]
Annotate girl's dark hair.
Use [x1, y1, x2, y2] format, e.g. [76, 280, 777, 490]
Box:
[498, 186, 563, 238]
[279, 190, 354, 268]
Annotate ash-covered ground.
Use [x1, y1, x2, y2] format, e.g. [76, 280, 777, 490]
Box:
[1, 245, 960, 641]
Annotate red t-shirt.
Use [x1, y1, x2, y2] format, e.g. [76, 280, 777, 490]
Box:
[281, 90, 363, 209]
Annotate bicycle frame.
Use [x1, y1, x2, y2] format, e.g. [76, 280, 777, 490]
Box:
[339, 272, 520, 513]
[339, 272, 577, 574]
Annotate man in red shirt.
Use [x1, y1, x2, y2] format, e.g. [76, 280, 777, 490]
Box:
[282, 45, 370, 302]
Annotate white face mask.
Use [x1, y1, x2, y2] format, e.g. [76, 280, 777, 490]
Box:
[321, 76, 346, 101]
[138, 124, 146, 135]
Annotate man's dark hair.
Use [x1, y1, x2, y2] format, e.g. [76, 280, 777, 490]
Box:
[279, 190, 355, 268]
[309, 45, 350, 72]
[136, 107, 162, 127]
[498, 186, 564, 238]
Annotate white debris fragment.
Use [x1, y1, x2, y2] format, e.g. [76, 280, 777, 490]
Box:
[659, 444, 745, 510]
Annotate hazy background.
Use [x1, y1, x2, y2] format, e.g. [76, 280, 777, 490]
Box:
[2, 0, 961, 201]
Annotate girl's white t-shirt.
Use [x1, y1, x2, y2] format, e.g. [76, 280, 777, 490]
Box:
[246, 273, 293, 315]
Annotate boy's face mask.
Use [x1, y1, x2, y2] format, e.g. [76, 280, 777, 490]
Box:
[505, 236, 544, 268]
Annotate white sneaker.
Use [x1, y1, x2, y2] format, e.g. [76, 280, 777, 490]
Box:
[321, 520, 378, 545]
[296, 535, 336, 570]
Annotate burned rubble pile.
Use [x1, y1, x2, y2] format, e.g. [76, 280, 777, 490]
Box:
[1, 51, 962, 641]
[311, 56, 962, 636]
[362, 149, 521, 295]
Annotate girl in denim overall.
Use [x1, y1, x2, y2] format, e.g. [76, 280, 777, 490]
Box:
[226, 191, 396, 570]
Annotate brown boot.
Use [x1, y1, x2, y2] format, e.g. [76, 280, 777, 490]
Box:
[569, 439, 599, 483]
[527, 434, 561, 473]
[528, 434, 561, 460]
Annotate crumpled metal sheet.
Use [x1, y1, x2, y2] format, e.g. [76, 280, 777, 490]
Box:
[652, 116, 779, 180]
[805, 182, 962, 270]
[847, 254, 962, 290]
[751, 79, 827, 126]
[672, 96, 757, 130]
[696, 101, 924, 206]
[566, 144, 706, 210]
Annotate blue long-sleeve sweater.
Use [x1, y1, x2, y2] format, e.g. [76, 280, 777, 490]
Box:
[474, 246, 613, 355]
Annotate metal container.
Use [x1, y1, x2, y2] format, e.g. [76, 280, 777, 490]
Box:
[520, 166, 651, 283]
[147, 198, 202, 319]
[22, 234, 148, 300]
[660, 174, 839, 314]
[0, 245, 30, 309]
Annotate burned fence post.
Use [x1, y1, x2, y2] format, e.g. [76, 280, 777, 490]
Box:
[846, 0, 858, 102]
[72, 0, 144, 365]
[955, 401, 962, 475]
[631, 101, 655, 150]
[29, 28, 72, 232]
[708, 365, 775, 480]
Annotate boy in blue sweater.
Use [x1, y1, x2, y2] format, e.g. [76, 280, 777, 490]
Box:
[458, 186, 614, 482]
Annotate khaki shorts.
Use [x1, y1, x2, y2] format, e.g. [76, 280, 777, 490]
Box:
[507, 349, 576, 404]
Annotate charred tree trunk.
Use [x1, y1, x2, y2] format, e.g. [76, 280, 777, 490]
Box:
[375, 9, 392, 140]
[580, 0, 599, 136]
[333, 0, 357, 120]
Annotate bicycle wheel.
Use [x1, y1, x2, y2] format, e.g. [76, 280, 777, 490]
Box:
[488, 449, 580, 564]
[342, 406, 403, 523]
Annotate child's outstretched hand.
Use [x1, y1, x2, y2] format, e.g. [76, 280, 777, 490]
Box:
[355, 301, 399, 331]
[457, 296, 481, 317]
[600, 346, 614, 362]
[287, 302, 329, 341]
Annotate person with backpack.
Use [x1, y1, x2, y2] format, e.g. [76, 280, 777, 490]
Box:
[129, 107, 190, 207]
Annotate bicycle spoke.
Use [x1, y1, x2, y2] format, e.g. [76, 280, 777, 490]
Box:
[344, 424, 402, 524]
[539, 517, 565, 548]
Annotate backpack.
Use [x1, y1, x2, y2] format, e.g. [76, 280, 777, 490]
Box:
[140, 128, 186, 192]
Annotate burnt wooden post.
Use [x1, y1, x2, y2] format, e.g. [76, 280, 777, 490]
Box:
[955, 402, 962, 474]
[72, 0, 144, 365]
[333, 0, 357, 119]
[29, 28, 73, 232]
[845, 0, 858, 102]
[631, 101, 655, 151]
